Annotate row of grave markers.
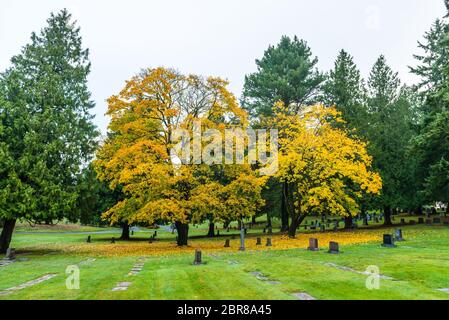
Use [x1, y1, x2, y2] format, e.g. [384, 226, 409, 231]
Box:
[192, 228, 407, 264]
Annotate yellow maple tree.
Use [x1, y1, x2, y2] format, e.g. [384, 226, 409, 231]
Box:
[275, 103, 382, 237]
[94, 67, 266, 245]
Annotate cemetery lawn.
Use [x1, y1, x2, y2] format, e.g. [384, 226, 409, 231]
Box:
[1, 223, 449, 300]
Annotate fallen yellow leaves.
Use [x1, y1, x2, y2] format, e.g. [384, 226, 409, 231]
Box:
[42, 229, 387, 257]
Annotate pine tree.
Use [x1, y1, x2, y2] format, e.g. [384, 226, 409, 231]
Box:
[323, 49, 367, 134]
[242, 35, 325, 119]
[366, 56, 417, 224]
[0, 10, 99, 253]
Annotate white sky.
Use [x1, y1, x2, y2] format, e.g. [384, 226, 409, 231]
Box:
[0, 0, 446, 134]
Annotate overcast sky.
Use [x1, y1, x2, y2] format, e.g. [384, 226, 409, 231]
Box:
[0, 0, 446, 133]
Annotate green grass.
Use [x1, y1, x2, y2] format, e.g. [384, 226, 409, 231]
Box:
[2, 221, 449, 300]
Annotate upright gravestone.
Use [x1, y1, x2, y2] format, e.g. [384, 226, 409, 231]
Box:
[308, 238, 319, 251]
[5, 248, 16, 260]
[193, 249, 202, 265]
[328, 242, 339, 254]
[381, 234, 396, 248]
[394, 229, 404, 241]
[87, 235, 91, 243]
[266, 238, 272, 247]
[224, 239, 230, 248]
[256, 237, 262, 246]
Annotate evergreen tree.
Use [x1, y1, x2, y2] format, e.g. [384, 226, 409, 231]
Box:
[410, 1, 449, 210]
[323, 49, 367, 134]
[242, 35, 325, 119]
[366, 56, 418, 224]
[0, 10, 99, 253]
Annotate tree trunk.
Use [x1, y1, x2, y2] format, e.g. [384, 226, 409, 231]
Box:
[288, 215, 305, 238]
[207, 222, 215, 237]
[251, 216, 256, 225]
[175, 221, 189, 246]
[344, 216, 352, 229]
[383, 205, 392, 226]
[0, 219, 16, 254]
[266, 215, 272, 228]
[416, 206, 423, 216]
[120, 223, 130, 240]
[280, 182, 289, 232]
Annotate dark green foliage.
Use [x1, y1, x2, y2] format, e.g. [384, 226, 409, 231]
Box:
[74, 165, 123, 226]
[0, 9, 98, 251]
[323, 49, 367, 135]
[365, 56, 420, 215]
[242, 35, 325, 118]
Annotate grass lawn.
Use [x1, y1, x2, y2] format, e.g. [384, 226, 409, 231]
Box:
[1, 219, 449, 300]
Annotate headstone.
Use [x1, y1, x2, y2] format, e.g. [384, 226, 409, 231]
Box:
[224, 239, 230, 248]
[328, 242, 339, 254]
[266, 238, 272, 247]
[418, 217, 424, 224]
[308, 238, 319, 251]
[111, 237, 115, 244]
[381, 234, 396, 248]
[87, 235, 91, 243]
[193, 249, 202, 265]
[256, 237, 262, 246]
[5, 248, 16, 260]
[394, 229, 404, 241]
